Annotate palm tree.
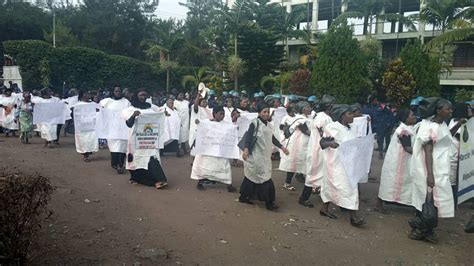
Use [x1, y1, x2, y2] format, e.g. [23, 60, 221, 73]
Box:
[281, 4, 307, 60]
[142, 19, 184, 92]
[420, 0, 474, 50]
[227, 55, 246, 92]
[182, 67, 212, 89]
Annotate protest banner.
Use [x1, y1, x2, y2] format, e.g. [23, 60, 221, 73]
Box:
[458, 118, 474, 204]
[73, 104, 97, 133]
[191, 120, 240, 159]
[338, 134, 375, 188]
[236, 112, 258, 138]
[133, 113, 165, 150]
[95, 108, 128, 140]
[33, 102, 68, 124]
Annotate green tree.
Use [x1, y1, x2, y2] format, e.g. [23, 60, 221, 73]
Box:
[43, 20, 80, 48]
[382, 58, 416, 108]
[399, 39, 441, 96]
[182, 67, 212, 89]
[310, 23, 370, 103]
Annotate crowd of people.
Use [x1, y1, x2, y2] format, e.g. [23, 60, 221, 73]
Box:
[1, 83, 474, 243]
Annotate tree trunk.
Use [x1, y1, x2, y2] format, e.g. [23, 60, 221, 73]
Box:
[234, 34, 238, 91]
[363, 16, 369, 35]
[166, 54, 170, 92]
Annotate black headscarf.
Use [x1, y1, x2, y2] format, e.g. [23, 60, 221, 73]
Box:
[131, 89, 151, 109]
[319, 95, 336, 111]
[452, 102, 470, 119]
[256, 102, 269, 113]
[296, 101, 310, 114]
[418, 97, 452, 119]
[330, 104, 351, 122]
[397, 108, 411, 124]
[213, 105, 224, 115]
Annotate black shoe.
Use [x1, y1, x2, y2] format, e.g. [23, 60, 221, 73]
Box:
[197, 183, 205, 191]
[350, 217, 365, 227]
[298, 199, 314, 208]
[227, 185, 237, 193]
[239, 197, 253, 205]
[266, 203, 279, 211]
[465, 216, 474, 233]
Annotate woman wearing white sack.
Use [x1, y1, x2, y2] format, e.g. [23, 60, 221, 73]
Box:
[174, 91, 190, 156]
[99, 86, 131, 174]
[122, 89, 168, 189]
[299, 95, 336, 208]
[319, 104, 365, 227]
[162, 96, 181, 154]
[408, 97, 462, 243]
[279, 101, 312, 191]
[189, 94, 212, 149]
[376, 109, 417, 213]
[34, 89, 60, 148]
[239, 102, 289, 211]
[191, 105, 237, 192]
[0, 87, 20, 136]
[74, 90, 99, 162]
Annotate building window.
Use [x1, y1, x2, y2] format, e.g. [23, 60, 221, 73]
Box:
[453, 44, 474, 68]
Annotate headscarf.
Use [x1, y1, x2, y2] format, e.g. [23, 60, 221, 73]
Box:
[330, 104, 351, 122]
[418, 97, 451, 119]
[349, 103, 362, 113]
[319, 95, 336, 111]
[213, 105, 224, 115]
[256, 102, 269, 113]
[452, 102, 470, 119]
[296, 101, 310, 114]
[131, 89, 151, 109]
[397, 108, 411, 124]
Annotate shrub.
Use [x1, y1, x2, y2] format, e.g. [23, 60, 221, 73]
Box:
[383, 59, 416, 108]
[0, 171, 54, 264]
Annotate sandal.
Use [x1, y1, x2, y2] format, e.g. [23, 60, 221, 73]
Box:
[129, 180, 138, 185]
[298, 199, 314, 208]
[266, 203, 279, 211]
[238, 198, 254, 205]
[227, 185, 237, 193]
[83, 157, 91, 162]
[319, 210, 338, 219]
[283, 183, 296, 191]
[155, 182, 168, 189]
[350, 217, 365, 227]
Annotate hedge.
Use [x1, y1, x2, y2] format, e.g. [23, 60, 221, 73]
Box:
[3, 40, 161, 92]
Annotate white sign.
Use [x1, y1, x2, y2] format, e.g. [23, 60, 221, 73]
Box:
[338, 134, 375, 188]
[73, 104, 97, 133]
[191, 120, 240, 159]
[32, 102, 67, 124]
[95, 108, 128, 140]
[352, 115, 372, 137]
[133, 113, 165, 151]
[236, 112, 258, 138]
[458, 118, 474, 204]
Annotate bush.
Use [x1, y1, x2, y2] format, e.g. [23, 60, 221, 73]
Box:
[289, 69, 311, 96]
[3, 40, 160, 92]
[0, 171, 54, 264]
[383, 59, 416, 108]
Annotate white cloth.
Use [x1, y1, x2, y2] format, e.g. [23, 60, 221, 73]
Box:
[189, 104, 213, 147]
[279, 114, 311, 174]
[0, 93, 20, 130]
[305, 112, 333, 188]
[191, 154, 232, 185]
[448, 119, 460, 185]
[122, 105, 165, 170]
[174, 99, 190, 143]
[243, 118, 274, 184]
[162, 106, 181, 145]
[100, 98, 131, 153]
[34, 97, 59, 141]
[320, 122, 359, 210]
[378, 123, 414, 205]
[410, 119, 454, 218]
[224, 106, 234, 123]
[74, 102, 98, 154]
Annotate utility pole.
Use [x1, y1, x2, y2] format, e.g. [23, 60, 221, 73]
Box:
[53, 11, 56, 48]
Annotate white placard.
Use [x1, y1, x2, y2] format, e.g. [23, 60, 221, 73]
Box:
[32, 102, 67, 124]
[352, 115, 372, 137]
[95, 108, 128, 140]
[73, 104, 97, 133]
[338, 134, 375, 188]
[458, 118, 474, 204]
[133, 113, 164, 150]
[236, 112, 258, 138]
[191, 120, 240, 159]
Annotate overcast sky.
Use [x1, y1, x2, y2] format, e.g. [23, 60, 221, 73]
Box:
[155, 0, 188, 20]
